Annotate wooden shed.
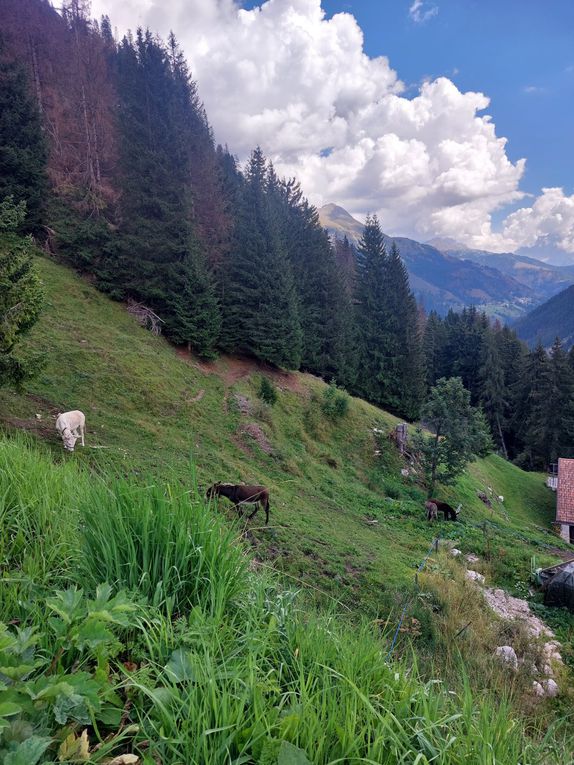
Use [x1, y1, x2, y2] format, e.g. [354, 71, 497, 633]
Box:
[556, 458, 574, 544]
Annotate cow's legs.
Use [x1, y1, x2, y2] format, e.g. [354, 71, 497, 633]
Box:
[247, 503, 259, 519]
[80, 424, 85, 446]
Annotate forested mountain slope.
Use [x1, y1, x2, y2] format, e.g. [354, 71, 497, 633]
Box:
[514, 284, 574, 350]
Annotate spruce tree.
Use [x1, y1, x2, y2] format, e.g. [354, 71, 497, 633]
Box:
[355, 215, 390, 405]
[479, 329, 508, 458]
[0, 196, 44, 387]
[545, 338, 574, 462]
[514, 342, 552, 469]
[0, 50, 47, 233]
[220, 149, 302, 369]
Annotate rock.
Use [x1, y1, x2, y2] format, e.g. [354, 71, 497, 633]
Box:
[532, 681, 545, 697]
[450, 548, 462, 557]
[542, 679, 559, 698]
[466, 570, 485, 584]
[495, 645, 518, 670]
[401, 468, 409, 477]
[466, 553, 480, 563]
[543, 663, 554, 677]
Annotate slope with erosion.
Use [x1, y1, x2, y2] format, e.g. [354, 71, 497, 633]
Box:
[0, 255, 568, 614]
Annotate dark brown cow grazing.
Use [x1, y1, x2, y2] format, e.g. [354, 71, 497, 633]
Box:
[428, 499, 460, 521]
[206, 482, 270, 525]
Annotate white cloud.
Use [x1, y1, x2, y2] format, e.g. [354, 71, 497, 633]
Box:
[409, 0, 439, 24]
[89, 0, 574, 257]
[497, 188, 574, 253]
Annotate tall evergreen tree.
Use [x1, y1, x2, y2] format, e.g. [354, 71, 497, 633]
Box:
[0, 196, 44, 387]
[0, 48, 47, 233]
[545, 337, 574, 463]
[355, 215, 390, 405]
[220, 149, 302, 369]
[479, 329, 508, 458]
[514, 342, 552, 469]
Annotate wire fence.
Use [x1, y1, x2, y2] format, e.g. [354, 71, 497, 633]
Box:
[386, 534, 440, 661]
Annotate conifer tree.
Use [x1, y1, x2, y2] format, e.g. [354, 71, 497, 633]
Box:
[0, 196, 44, 387]
[514, 342, 552, 469]
[383, 242, 425, 419]
[479, 329, 508, 458]
[545, 338, 574, 462]
[355, 215, 390, 405]
[0, 50, 47, 233]
[220, 149, 302, 369]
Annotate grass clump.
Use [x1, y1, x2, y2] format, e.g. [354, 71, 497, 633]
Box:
[321, 380, 349, 420]
[258, 374, 278, 406]
[78, 476, 247, 618]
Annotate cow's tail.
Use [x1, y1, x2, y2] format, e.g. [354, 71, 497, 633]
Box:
[264, 498, 270, 525]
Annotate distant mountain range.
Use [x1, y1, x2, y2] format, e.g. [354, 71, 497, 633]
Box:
[319, 203, 574, 320]
[513, 284, 574, 350]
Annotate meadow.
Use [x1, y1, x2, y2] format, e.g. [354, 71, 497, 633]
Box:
[1, 255, 573, 762]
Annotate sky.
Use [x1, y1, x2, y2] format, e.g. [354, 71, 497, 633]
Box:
[89, 0, 574, 261]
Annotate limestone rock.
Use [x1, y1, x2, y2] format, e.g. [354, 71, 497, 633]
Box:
[495, 645, 518, 670]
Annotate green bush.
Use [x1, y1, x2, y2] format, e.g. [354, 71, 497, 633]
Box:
[321, 380, 349, 420]
[258, 375, 278, 406]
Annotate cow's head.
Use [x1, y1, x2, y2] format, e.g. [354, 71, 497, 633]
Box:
[62, 428, 77, 452]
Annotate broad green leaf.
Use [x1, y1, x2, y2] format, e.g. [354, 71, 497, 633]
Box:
[46, 587, 84, 624]
[0, 663, 37, 680]
[0, 700, 22, 717]
[3, 735, 51, 765]
[76, 619, 115, 650]
[164, 649, 196, 683]
[277, 740, 312, 765]
[53, 692, 91, 725]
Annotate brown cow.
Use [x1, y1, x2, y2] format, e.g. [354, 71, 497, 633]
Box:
[206, 482, 270, 525]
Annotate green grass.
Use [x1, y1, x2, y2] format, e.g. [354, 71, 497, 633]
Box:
[1, 434, 572, 764]
[1, 255, 574, 750]
[1, 256, 567, 617]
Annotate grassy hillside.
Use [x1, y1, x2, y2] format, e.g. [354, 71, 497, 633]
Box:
[1, 255, 574, 761]
[0, 255, 566, 614]
[3, 435, 572, 764]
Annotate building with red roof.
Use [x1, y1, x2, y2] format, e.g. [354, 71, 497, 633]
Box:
[556, 458, 574, 544]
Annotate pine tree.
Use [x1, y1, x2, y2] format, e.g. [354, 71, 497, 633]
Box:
[355, 215, 390, 405]
[545, 338, 574, 462]
[383, 242, 425, 419]
[514, 342, 552, 469]
[479, 329, 508, 458]
[220, 149, 302, 369]
[0, 196, 44, 387]
[164, 249, 221, 358]
[0, 50, 47, 233]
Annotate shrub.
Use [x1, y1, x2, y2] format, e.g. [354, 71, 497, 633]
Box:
[258, 375, 278, 406]
[321, 380, 349, 420]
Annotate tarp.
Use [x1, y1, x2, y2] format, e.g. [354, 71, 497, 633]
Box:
[544, 562, 574, 612]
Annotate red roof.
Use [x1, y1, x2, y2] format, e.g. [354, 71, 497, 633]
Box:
[557, 458, 574, 524]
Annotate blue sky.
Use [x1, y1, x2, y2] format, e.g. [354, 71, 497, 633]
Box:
[318, 0, 574, 203]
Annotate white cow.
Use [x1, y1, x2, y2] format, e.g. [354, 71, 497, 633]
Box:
[55, 410, 86, 452]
